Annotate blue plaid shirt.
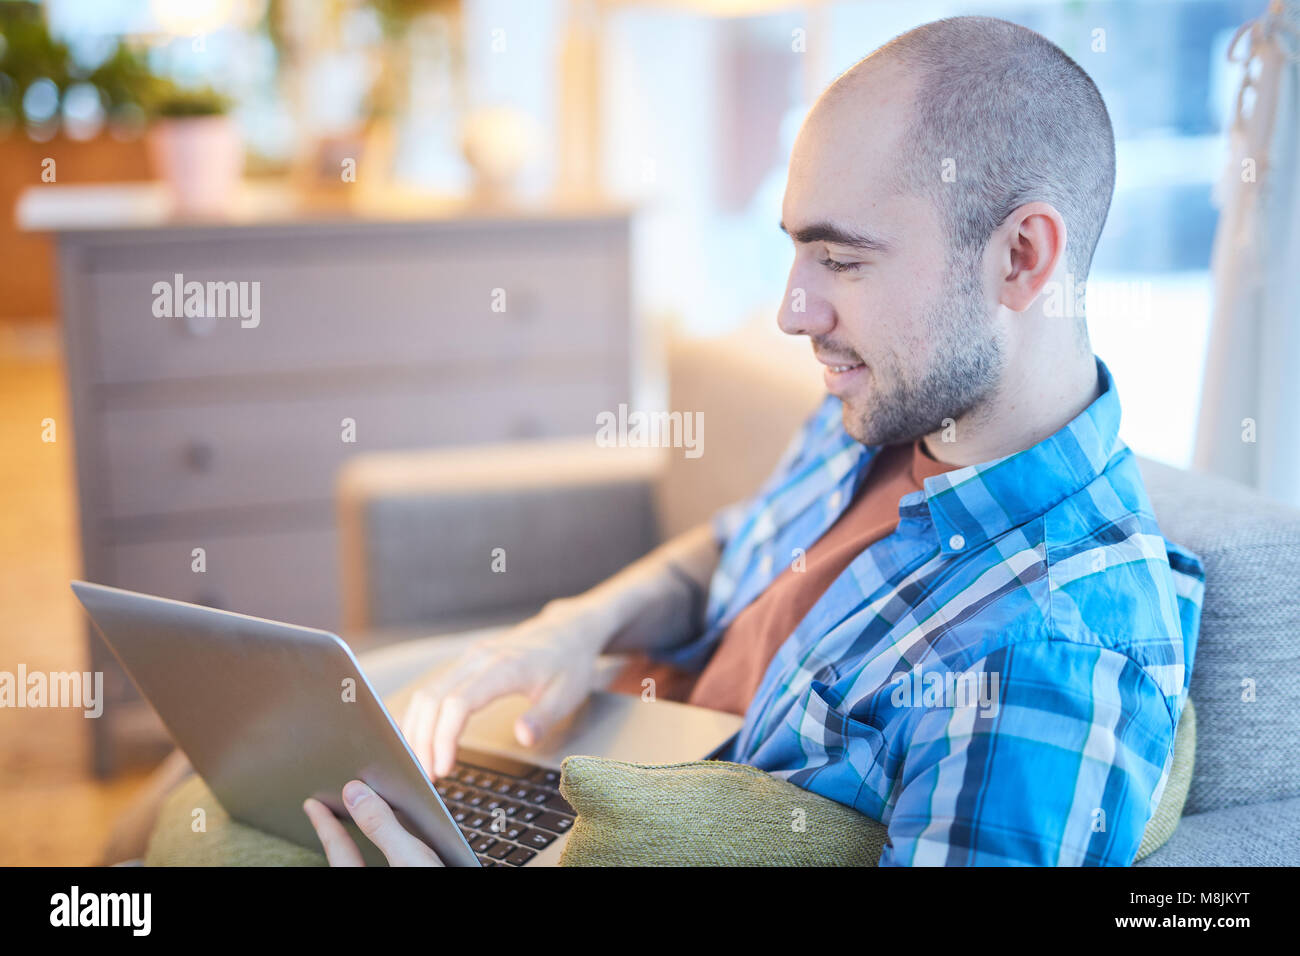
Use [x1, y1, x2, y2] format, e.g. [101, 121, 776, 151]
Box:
[660, 357, 1204, 866]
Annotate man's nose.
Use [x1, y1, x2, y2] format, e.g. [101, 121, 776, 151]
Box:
[777, 269, 834, 338]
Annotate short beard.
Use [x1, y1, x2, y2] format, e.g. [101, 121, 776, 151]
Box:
[843, 254, 1004, 447]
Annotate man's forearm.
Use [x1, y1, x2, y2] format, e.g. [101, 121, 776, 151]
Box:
[546, 523, 721, 656]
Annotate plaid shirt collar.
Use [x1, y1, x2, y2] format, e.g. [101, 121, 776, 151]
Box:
[700, 355, 1132, 658]
[911, 356, 1122, 556]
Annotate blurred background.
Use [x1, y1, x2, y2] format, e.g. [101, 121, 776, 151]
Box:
[0, 0, 1290, 864]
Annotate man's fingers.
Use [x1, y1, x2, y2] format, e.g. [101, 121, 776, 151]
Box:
[401, 692, 439, 779]
[341, 781, 442, 867]
[429, 658, 536, 778]
[305, 786, 444, 868]
[303, 797, 366, 867]
[400, 655, 495, 777]
[517, 669, 589, 747]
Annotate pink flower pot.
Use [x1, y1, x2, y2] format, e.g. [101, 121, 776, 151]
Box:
[147, 115, 243, 217]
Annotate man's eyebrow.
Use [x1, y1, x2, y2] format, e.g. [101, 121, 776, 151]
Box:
[778, 220, 890, 253]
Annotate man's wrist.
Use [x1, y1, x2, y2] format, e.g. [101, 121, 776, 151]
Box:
[538, 594, 620, 656]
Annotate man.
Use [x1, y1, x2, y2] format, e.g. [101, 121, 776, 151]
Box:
[306, 15, 1204, 867]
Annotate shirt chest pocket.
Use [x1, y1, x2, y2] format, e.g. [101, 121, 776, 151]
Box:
[792, 681, 895, 814]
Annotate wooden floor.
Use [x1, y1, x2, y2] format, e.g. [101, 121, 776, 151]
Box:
[0, 329, 151, 865]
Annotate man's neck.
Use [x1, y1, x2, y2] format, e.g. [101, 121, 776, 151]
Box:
[921, 351, 1101, 467]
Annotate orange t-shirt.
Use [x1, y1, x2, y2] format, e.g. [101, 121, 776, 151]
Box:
[608, 440, 961, 714]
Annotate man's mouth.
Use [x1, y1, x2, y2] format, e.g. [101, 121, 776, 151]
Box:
[815, 352, 868, 394]
[815, 353, 866, 373]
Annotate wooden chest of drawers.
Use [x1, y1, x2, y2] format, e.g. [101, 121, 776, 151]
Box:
[34, 194, 632, 774]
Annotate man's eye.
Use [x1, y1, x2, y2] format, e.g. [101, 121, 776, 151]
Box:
[819, 257, 862, 274]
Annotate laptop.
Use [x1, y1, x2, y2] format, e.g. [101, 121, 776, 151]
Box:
[71, 581, 742, 867]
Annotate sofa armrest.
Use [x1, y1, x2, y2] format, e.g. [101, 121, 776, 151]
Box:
[1133, 794, 1300, 866]
[337, 438, 665, 632]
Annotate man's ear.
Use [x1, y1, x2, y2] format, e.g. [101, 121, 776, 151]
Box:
[995, 202, 1067, 313]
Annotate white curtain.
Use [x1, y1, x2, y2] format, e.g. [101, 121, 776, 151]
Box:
[1194, 0, 1300, 507]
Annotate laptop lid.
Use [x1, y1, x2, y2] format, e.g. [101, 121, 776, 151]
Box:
[71, 581, 478, 867]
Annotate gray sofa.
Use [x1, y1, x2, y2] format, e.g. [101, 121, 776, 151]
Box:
[337, 328, 1300, 866]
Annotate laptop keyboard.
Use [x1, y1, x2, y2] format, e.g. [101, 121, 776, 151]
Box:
[435, 747, 576, 867]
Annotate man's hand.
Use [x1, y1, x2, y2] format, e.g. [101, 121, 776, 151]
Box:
[303, 781, 443, 867]
[397, 523, 720, 781]
[399, 597, 609, 779]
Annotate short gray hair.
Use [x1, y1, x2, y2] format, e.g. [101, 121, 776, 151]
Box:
[846, 16, 1116, 281]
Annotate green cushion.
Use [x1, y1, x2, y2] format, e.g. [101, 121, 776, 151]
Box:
[558, 756, 884, 866]
[144, 698, 1195, 867]
[144, 774, 325, 867]
[558, 697, 1197, 867]
[1137, 696, 1197, 859]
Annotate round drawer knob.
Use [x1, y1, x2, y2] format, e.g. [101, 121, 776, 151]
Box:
[183, 440, 215, 473]
[182, 311, 219, 337]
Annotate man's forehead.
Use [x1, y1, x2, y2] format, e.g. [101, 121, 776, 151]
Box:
[800, 96, 909, 172]
[780, 166, 915, 246]
[795, 60, 915, 174]
[783, 74, 922, 245]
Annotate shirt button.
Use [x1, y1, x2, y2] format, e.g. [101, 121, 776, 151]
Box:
[949, 534, 966, 551]
[828, 489, 843, 511]
[759, 554, 774, 575]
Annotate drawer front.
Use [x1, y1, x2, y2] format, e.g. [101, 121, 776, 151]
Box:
[106, 526, 341, 632]
[100, 378, 618, 520]
[84, 236, 625, 385]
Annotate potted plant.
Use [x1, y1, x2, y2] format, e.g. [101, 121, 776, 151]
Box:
[145, 83, 241, 217]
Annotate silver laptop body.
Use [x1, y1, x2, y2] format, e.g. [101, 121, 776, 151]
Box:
[71, 581, 741, 867]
